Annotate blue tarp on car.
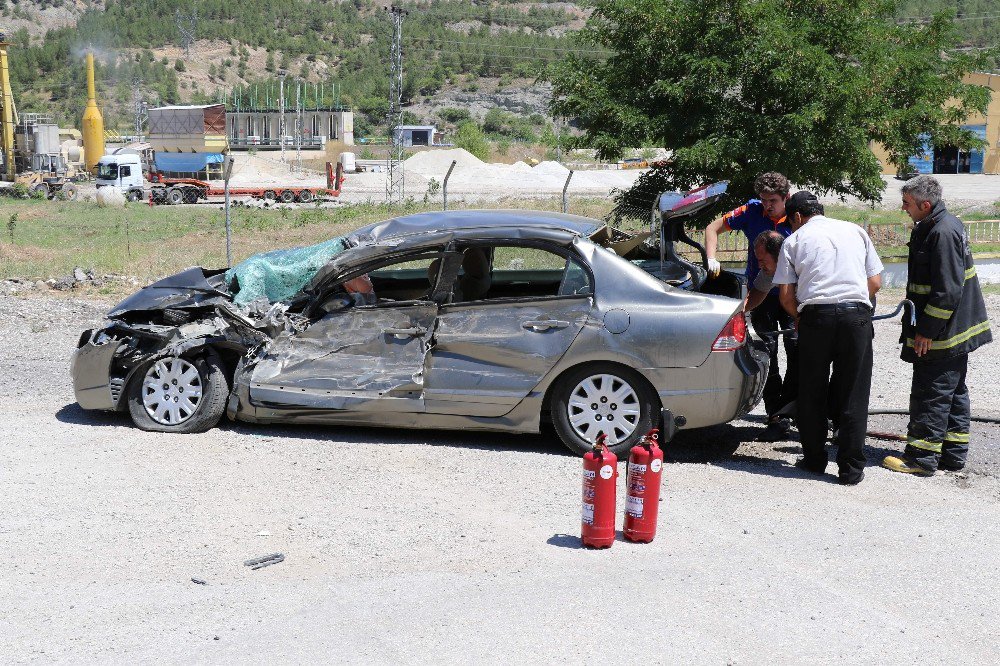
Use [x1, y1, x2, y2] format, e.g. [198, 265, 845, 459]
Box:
[153, 152, 224, 173]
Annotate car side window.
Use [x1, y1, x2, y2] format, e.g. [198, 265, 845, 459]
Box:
[315, 251, 448, 315]
[455, 245, 591, 302]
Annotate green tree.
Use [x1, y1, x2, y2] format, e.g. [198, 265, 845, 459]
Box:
[454, 121, 490, 160]
[550, 0, 995, 214]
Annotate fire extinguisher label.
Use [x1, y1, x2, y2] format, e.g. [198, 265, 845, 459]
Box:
[630, 464, 647, 475]
[626, 495, 643, 517]
[599, 465, 614, 480]
[582, 503, 595, 525]
[651, 458, 662, 473]
[583, 469, 596, 480]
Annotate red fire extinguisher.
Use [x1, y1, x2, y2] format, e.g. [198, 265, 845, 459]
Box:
[623, 428, 664, 543]
[581, 432, 618, 549]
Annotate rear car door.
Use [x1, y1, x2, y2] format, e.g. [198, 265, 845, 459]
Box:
[248, 252, 444, 413]
[425, 243, 593, 417]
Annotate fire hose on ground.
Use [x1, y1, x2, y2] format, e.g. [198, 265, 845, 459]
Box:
[758, 299, 1000, 433]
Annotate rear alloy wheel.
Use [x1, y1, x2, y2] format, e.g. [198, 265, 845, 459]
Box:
[551, 364, 658, 456]
[127, 355, 228, 433]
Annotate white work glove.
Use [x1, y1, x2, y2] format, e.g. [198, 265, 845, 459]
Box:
[706, 257, 721, 277]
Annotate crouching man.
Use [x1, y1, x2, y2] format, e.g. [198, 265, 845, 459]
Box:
[883, 176, 992, 476]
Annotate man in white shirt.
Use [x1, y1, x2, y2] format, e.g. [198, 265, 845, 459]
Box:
[772, 191, 884, 485]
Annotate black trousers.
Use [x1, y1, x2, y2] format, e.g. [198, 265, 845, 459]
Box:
[796, 303, 874, 483]
[750, 293, 799, 418]
[905, 354, 970, 471]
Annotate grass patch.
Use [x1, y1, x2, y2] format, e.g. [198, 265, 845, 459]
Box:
[0, 197, 617, 281]
[2, 198, 996, 283]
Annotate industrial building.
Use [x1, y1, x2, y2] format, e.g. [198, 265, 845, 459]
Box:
[225, 108, 354, 151]
[393, 124, 444, 147]
[874, 72, 1000, 175]
[146, 104, 228, 177]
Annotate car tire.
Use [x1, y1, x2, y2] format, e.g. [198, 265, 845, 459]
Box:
[125, 189, 141, 203]
[166, 188, 184, 205]
[279, 189, 295, 203]
[127, 355, 228, 433]
[551, 363, 659, 456]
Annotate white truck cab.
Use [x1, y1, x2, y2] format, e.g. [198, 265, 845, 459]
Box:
[95, 153, 145, 201]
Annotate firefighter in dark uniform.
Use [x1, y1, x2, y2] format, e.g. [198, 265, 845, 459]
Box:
[883, 175, 992, 476]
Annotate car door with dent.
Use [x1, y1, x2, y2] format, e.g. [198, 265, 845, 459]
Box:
[248, 253, 444, 413]
[425, 243, 593, 417]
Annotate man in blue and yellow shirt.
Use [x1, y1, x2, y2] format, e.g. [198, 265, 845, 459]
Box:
[705, 172, 795, 441]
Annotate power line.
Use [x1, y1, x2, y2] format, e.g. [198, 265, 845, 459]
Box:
[896, 12, 1000, 23]
[404, 43, 590, 63]
[406, 37, 610, 55]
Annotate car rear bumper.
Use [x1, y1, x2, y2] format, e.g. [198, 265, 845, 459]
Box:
[641, 340, 769, 430]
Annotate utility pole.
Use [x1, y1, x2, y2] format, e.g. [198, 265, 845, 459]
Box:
[131, 76, 146, 140]
[278, 70, 286, 162]
[175, 9, 197, 59]
[386, 5, 406, 205]
[295, 80, 302, 173]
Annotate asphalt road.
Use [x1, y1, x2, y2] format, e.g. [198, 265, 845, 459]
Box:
[2, 293, 999, 664]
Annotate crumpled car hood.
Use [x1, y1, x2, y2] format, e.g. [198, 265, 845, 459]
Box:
[107, 267, 232, 318]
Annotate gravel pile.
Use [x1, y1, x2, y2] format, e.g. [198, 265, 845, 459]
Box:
[1, 292, 998, 662]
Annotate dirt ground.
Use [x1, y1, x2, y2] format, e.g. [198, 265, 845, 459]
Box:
[2, 292, 999, 663]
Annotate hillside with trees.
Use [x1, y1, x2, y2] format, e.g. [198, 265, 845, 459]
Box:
[0, 0, 995, 141]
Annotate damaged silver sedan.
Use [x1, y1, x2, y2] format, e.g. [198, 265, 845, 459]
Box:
[71, 201, 767, 455]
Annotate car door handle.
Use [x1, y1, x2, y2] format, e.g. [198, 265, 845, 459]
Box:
[521, 319, 570, 332]
[383, 326, 426, 339]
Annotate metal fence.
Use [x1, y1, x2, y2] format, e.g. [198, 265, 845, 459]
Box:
[682, 219, 1000, 262]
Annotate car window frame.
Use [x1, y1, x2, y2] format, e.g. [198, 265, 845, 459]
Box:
[305, 246, 455, 316]
[441, 239, 595, 308]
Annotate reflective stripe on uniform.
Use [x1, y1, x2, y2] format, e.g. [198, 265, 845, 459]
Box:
[907, 436, 943, 453]
[945, 431, 970, 443]
[906, 320, 992, 350]
[924, 304, 953, 319]
[907, 267, 976, 295]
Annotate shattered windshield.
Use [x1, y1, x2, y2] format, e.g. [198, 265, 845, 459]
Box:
[225, 236, 350, 306]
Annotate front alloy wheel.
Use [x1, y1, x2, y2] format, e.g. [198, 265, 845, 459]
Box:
[142, 357, 203, 425]
[127, 355, 228, 433]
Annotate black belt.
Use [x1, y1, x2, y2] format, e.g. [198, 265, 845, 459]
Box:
[801, 302, 872, 313]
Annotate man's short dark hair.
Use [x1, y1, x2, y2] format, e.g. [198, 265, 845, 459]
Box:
[784, 190, 824, 219]
[753, 230, 785, 259]
[754, 172, 790, 198]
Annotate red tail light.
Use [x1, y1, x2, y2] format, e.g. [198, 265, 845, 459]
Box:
[712, 312, 747, 351]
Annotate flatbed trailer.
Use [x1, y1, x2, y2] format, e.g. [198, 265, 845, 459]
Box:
[147, 161, 345, 205]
